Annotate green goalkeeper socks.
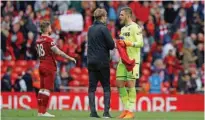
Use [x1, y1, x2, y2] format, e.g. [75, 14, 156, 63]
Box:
[119, 87, 136, 111]
[119, 87, 129, 110]
[128, 87, 136, 112]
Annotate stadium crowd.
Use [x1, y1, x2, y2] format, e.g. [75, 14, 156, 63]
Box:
[1, 1, 204, 94]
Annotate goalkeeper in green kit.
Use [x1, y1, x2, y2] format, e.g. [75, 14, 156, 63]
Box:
[116, 7, 143, 119]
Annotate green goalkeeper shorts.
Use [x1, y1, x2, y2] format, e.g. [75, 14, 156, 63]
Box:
[116, 61, 140, 81]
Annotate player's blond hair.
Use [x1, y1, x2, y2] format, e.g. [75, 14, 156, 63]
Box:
[93, 8, 107, 21]
[40, 20, 50, 33]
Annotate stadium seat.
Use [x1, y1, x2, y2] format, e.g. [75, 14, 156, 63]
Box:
[71, 74, 78, 80]
[2, 65, 7, 73]
[110, 75, 116, 82]
[79, 74, 88, 86]
[69, 80, 80, 86]
[69, 67, 81, 75]
[142, 69, 151, 77]
[110, 80, 116, 87]
[147, 55, 153, 63]
[0, 61, 3, 67]
[163, 81, 170, 88]
[27, 61, 37, 68]
[81, 67, 88, 75]
[139, 75, 149, 83]
[13, 67, 25, 75]
[142, 62, 151, 70]
[4, 60, 15, 67]
[15, 60, 27, 68]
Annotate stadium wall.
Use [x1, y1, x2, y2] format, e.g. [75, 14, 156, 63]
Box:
[0, 92, 204, 112]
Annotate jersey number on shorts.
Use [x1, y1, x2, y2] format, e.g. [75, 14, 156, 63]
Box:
[36, 44, 45, 57]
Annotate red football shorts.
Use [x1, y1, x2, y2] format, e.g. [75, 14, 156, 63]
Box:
[39, 68, 56, 90]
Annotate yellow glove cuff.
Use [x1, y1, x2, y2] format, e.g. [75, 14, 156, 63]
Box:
[124, 40, 133, 47]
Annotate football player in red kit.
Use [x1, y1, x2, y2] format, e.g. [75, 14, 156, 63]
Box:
[36, 21, 76, 117]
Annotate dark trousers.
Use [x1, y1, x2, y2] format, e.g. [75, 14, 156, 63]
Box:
[88, 64, 111, 113]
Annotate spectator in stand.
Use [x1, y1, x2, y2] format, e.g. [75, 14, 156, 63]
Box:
[2, 1, 14, 17]
[53, 1, 69, 14]
[25, 31, 37, 60]
[158, 18, 169, 42]
[83, 8, 93, 32]
[184, 33, 197, 50]
[117, 1, 128, 17]
[182, 47, 198, 69]
[162, 40, 175, 59]
[149, 69, 162, 94]
[7, 22, 24, 59]
[190, 13, 203, 34]
[55, 66, 62, 92]
[14, 73, 27, 92]
[65, 38, 77, 71]
[153, 59, 168, 82]
[22, 68, 33, 92]
[191, 72, 202, 93]
[80, 35, 88, 67]
[69, 1, 83, 13]
[164, 2, 178, 24]
[1, 14, 10, 58]
[151, 41, 163, 61]
[1, 67, 12, 92]
[187, 1, 204, 32]
[142, 30, 150, 59]
[173, 8, 187, 33]
[200, 64, 204, 88]
[34, 1, 48, 12]
[108, 1, 117, 22]
[140, 1, 150, 23]
[164, 49, 178, 87]
[23, 11, 38, 41]
[178, 70, 197, 94]
[145, 15, 156, 37]
[194, 43, 204, 68]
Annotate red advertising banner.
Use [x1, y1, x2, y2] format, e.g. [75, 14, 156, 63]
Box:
[0, 92, 204, 111]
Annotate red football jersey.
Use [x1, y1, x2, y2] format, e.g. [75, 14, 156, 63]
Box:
[36, 35, 57, 71]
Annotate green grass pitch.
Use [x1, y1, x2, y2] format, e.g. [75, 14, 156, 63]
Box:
[1, 110, 204, 120]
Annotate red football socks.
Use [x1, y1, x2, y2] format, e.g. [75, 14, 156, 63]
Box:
[37, 89, 50, 114]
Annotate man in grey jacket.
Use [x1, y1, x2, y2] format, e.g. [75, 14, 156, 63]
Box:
[87, 8, 115, 118]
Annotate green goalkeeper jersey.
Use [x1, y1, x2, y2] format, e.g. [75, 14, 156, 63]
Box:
[120, 22, 144, 63]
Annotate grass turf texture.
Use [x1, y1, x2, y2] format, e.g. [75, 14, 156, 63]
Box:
[1, 110, 204, 120]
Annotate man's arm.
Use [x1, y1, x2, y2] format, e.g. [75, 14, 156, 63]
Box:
[131, 25, 144, 48]
[51, 46, 76, 63]
[101, 27, 115, 50]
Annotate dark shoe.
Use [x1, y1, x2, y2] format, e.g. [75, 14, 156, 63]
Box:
[90, 112, 100, 118]
[103, 112, 112, 118]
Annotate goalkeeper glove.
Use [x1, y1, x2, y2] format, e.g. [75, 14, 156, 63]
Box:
[118, 40, 133, 47]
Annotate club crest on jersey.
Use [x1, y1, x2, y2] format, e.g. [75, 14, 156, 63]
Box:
[51, 42, 55, 45]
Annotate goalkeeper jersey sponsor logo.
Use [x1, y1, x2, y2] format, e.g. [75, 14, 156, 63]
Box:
[123, 32, 130, 36]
